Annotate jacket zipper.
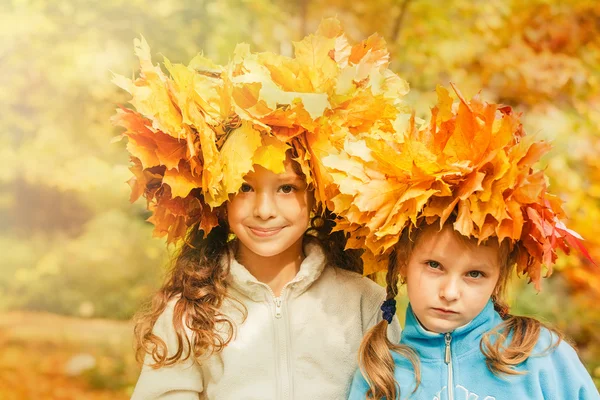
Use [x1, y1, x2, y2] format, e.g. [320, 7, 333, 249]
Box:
[274, 297, 283, 318]
[263, 283, 294, 400]
[444, 332, 453, 400]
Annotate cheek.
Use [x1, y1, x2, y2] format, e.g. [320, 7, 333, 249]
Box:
[405, 264, 423, 288]
[281, 193, 310, 219]
[405, 267, 428, 300]
[226, 198, 246, 223]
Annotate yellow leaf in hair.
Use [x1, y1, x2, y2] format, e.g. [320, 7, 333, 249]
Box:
[193, 117, 223, 206]
[322, 149, 370, 188]
[435, 85, 454, 122]
[231, 81, 263, 112]
[349, 33, 390, 71]
[124, 136, 158, 169]
[163, 58, 194, 123]
[163, 163, 204, 198]
[220, 122, 263, 194]
[253, 136, 290, 174]
[517, 140, 552, 168]
[361, 249, 387, 276]
[293, 33, 338, 93]
[443, 100, 478, 162]
[119, 37, 185, 137]
[377, 203, 411, 238]
[257, 51, 312, 93]
[363, 137, 411, 178]
[231, 50, 331, 121]
[127, 159, 145, 203]
[199, 202, 219, 235]
[333, 91, 397, 135]
[330, 193, 354, 215]
[456, 172, 485, 200]
[290, 139, 313, 186]
[260, 101, 319, 133]
[305, 130, 337, 203]
[148, 195, 198, 243]
[127, 158, 164, 203]
[454, 199, 474, 237]
[512, 171, 546, 204]
[354, 179, 408, 213]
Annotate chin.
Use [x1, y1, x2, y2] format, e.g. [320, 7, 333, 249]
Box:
[425, 320, 459, 334]
[245, 242, 295, 258]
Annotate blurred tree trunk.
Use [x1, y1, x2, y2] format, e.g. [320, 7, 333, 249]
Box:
[391, 0, 411, 42]
[299, 0, 309, 36]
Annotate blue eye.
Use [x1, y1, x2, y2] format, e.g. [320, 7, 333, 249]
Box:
[279, 184, 296, 194]
[240, 183, 253, 193]
[468, 271, 484, 279]
[427, 261, 441, 269]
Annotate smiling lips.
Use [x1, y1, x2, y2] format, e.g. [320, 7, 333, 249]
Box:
[248, 227, 284, 237]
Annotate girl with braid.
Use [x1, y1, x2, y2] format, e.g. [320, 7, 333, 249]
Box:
[112, 20, 403, 400]
[327, 85, 599, 399]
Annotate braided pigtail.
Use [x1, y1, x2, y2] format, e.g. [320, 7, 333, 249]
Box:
[358, 250, 420, 399]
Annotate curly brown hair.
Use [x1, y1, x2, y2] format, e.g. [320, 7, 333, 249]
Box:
[133, 208, 363, 367]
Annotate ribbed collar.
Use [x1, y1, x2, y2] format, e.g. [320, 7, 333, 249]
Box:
[401, 299, 502, 361]
[225, 237, 327, 302]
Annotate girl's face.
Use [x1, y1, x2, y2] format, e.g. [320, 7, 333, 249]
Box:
[405, 225, 501, 333]
[227, 160, 311, 260]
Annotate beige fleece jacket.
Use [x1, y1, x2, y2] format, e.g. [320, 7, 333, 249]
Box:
[131, 239, 401, 400]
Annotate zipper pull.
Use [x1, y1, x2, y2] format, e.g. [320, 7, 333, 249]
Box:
[444, 333, 452, 364]
[274, 297, 283, 319]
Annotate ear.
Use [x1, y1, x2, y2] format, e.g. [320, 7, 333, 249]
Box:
[398, 263, 408, 285]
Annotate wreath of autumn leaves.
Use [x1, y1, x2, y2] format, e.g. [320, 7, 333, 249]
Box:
[324, 84, 590, 288]
[112, 18, 590, 289]
[111, 18, 411, 242]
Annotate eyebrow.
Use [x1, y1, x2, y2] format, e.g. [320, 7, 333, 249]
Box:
[468, 264, 494, 271]
[421, 253, 495, 271]
[276, 174, 305, 182]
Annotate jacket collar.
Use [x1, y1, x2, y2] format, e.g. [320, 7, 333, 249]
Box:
[225, 236, 327, 302]
[401, 299, 502, 361]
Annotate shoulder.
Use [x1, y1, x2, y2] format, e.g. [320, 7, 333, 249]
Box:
[322, 267, 387, 311]
[390, 352, 419, 398]
[152, 296, 194, 349]
[155, 296, 179, 327]
[348, 362, 417, 400]
[528, 328, 600, 398]
[327, 266, 386, 295]
[530, 327, 577, 364]
[348, 368, 371, 400]
[391, 350, 418, 374]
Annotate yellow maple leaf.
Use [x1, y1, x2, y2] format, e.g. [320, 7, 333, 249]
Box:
[293, 32, 339, 93]
[113, 37, 185, 138]
[252, 135, 290, 174]
[220, 122, 263, 194]
[163, 162, 203, 199]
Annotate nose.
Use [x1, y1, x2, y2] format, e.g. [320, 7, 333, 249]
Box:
[253, 191, 277, 220]
[439, 276, 460, 302]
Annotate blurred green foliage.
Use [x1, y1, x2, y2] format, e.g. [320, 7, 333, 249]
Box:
[1, 0, 599, 384]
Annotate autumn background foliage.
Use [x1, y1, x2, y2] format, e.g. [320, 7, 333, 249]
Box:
[1, 0, 599, 398]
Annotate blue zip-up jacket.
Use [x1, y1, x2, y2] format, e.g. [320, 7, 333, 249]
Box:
[349, 300, 600, 400]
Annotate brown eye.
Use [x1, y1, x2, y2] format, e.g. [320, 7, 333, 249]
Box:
[240, 183, 253, 193]
[279, 184, 295, 194]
